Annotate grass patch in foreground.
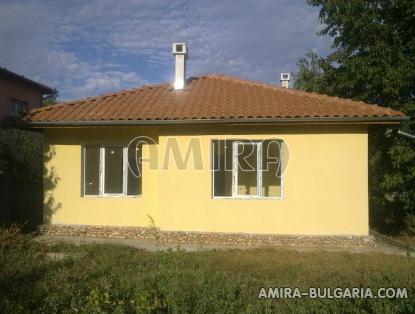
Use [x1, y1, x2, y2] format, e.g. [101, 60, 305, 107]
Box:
[1, 227, 414, 313]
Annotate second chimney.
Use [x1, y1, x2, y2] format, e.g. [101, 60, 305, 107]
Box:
[280, 73, 290, 88]
[172, 43, 188, 90]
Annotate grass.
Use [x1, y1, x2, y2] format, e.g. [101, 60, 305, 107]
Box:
[394, 235, 415, 247]
[1, 226, 415, 313]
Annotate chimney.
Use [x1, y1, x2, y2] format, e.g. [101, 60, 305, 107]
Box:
[172, 43, 188, 89]
[280, 73, 290, 88]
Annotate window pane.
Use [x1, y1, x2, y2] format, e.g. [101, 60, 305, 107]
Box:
[84, 146, 100, 195]
[213, 140, 233, 197]
[262, 140, 282, 197]
[237, 143, 258, 196]
[104, 146, 123, 194]
[10, 100, 26, 117]
[127, 145, 141, 196]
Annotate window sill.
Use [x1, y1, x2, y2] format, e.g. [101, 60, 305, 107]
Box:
[212, 196, 283, 200]
[83, 195, 142, 198]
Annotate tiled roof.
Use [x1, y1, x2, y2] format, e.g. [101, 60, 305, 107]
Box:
[24, 74, 406, 125]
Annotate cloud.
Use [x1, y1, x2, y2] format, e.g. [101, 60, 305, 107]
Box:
[75, 0, 331, 82]
[0, 0, 145, 100]
[0, 0, 331, 99]
[68, 71, 144, 98]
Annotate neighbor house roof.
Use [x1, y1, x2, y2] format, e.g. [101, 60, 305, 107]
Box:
[23, 74, 407, 126]
[0, 67, 56, 94]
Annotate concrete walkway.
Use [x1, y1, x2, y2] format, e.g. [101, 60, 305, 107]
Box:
[35, 234, 413, 256]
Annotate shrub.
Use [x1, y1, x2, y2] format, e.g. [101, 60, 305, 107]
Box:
[0, 224, 26, 249]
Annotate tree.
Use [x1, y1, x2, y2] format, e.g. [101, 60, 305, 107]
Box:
[293, 50, 326, 93]
[296, 0, 415, 234]
[0, 129, 43, 182]
[0, 92, 58, 181]
[42, 92, 58, 107]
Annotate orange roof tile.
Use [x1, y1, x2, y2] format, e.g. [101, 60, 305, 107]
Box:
[24, 74, 407, 125]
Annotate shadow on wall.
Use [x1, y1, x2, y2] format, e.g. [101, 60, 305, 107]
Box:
[43, 145, 61, 225]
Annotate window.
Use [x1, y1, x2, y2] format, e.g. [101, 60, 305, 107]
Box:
[83, 145, 141, 196]
[9, 99, 27, 118]
[212, 140, 283, 199]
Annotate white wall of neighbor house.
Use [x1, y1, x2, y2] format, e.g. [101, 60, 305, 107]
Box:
[43, 124, 369, 236]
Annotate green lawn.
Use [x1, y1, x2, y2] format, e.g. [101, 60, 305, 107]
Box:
[394, 235, 415, 248]
[1, 226, 414, 313]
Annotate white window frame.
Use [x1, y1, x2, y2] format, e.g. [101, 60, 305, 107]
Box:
[83, 145, 140, 198]
[212, 139, 284, 200]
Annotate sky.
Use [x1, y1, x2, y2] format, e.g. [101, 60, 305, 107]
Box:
[0, 0, 332, 100]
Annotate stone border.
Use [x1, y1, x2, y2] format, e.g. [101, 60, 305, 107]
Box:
[38, 224, 376, 248]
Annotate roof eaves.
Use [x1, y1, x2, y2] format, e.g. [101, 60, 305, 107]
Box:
[0, 67, 55, 94]
[23, 115, 410, 127]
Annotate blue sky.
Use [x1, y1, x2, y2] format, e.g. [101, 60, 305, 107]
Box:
[0, 0, 331, 100]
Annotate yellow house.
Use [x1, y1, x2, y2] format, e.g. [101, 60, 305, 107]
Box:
[24, 45, 407, 246]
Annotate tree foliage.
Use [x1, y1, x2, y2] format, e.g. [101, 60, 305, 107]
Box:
[296, 0, 415, 233]
[0, 92, 58, 182]
[293, 50, 326, 92]
[0, 129, 43, 182]
[42, 92, 58, 107]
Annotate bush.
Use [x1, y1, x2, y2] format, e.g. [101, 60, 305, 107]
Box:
[0, 224, 26, 249]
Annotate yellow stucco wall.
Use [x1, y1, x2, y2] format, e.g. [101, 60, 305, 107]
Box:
[43, 124, 369, 235]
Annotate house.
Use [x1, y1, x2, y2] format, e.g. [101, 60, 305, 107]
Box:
[0, 67, 55, 122]
[23, 44, 407, 246]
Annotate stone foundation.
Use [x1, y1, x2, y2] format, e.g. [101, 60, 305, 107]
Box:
[38, 224, 376, 248]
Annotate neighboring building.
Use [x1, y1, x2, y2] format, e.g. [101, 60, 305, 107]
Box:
[0, 68, 54, 228]
[23, 44, 407, 245]
[0, 67, 55, 122]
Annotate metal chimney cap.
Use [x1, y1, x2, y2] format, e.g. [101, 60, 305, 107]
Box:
[172, 43, 188, 55]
